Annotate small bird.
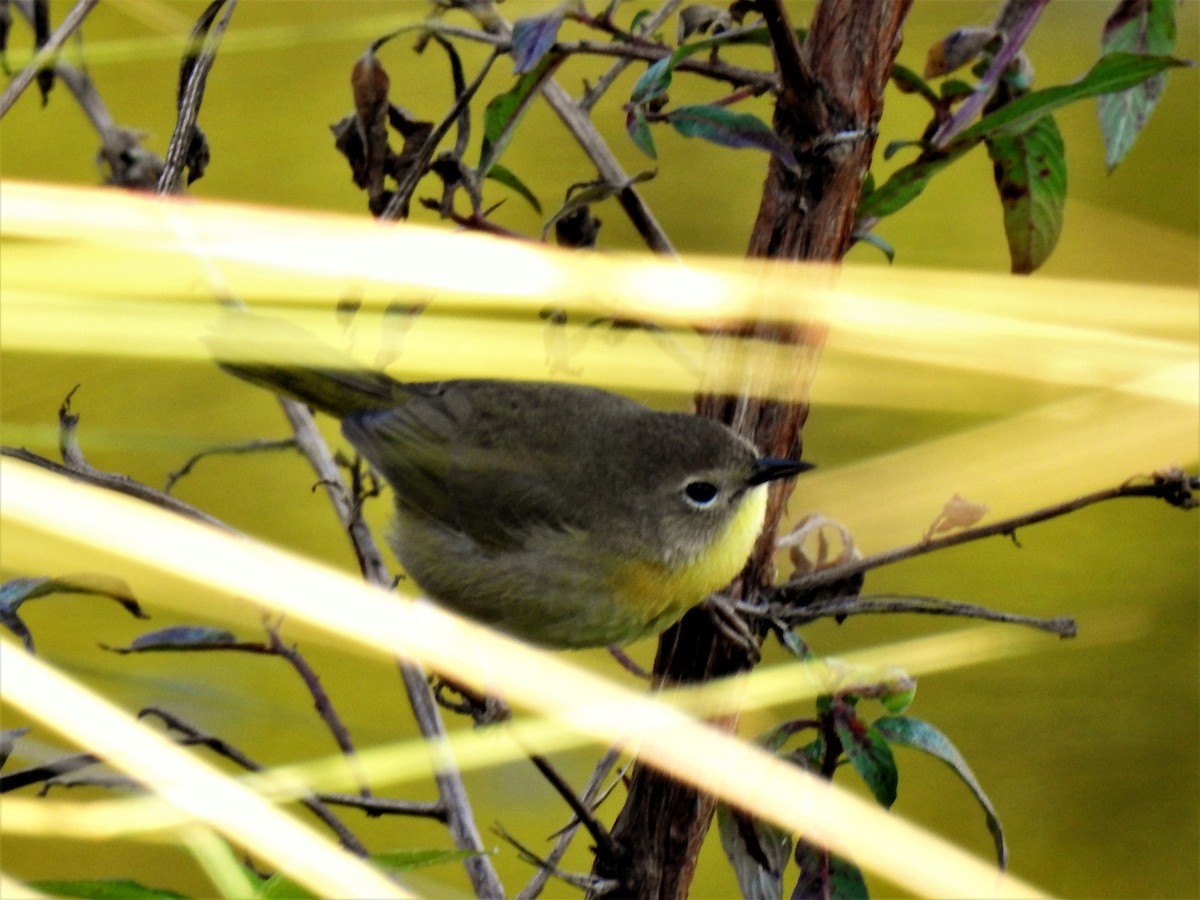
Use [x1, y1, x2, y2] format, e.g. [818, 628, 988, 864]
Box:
[215, 315, 811, 648]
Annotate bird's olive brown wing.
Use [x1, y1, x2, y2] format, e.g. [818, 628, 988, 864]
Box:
[340, 393, 458, 528]
[340, 386, 582, 554]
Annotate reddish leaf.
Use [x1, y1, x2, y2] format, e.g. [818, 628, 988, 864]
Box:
[665, 104, 796, 167]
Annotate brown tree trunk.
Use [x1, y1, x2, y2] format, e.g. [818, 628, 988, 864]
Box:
[592, 2, 913, 896]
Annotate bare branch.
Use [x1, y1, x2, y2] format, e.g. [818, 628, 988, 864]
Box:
[773, 469, 1199, 602]
[380, 47, 502, 221]
[269, 394, 505, 897]
[157, 0, 238, 194]
[165, 438, 296, 493]
[579, 0, 685, 111]
[517, 748, 623, 900]
[263, 622, 373, 799]
[0, 390, 234, 531]
[0, 0, 101, 118]
[766, 593, 1077, 637]
[139, 708, 370, 856]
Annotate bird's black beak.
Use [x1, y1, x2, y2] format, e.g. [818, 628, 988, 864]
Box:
[746, 457, 816, 486]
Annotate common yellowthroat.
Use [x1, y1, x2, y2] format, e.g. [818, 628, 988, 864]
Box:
[215, 316, 811, 648]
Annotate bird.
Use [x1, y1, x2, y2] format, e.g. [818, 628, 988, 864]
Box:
[214, 314, 811, 647]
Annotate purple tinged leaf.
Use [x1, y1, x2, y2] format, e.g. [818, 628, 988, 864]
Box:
[510, 10, 564, 74]
[987, 113, 1066, 273]
[666, 105, 797, 167]
[1, 574, 145, 654]
[717, 801, 792, 900]
[103, 625, 239, 654]
[874, 715, 1008, 870]
[833, 712, 898, 808]
[1099, 0, 1178, 170]
[792, 840, 869, 900]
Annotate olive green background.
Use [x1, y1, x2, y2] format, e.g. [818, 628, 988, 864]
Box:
[1, 2, 1197, 898]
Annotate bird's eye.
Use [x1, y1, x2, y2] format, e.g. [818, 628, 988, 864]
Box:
[683, 480, 720, 507]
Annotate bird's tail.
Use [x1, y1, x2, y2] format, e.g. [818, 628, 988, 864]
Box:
[209, 311, 408, 416]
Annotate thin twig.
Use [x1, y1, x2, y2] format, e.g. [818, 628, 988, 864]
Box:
[772, 593, 1077, 637]
[139, 708, 370, 856]
[475, 14, 678, 253]
[579, 0, 683, 112]
[157, 0, 238, 194]
[1, 389, 235, 531]
[528, 754, 619, 866]
[517, 748, 623, 900]
[0, 753, 102, 793]
[421, 21, 777, 92]
[164, 437, 296, 493]
[929, 0, 1049, 148]
[380, 47, 502, 221]
[315, 791, 446, 821]
[773, 470, 1200, 602]
[276, 398, 391, 584]
[496, 823, 620, 895]
[1, 445, 233, 530]
[0, 0, 100, 118]
[263, 623, 373, 799]
[271, 395, 505, 897]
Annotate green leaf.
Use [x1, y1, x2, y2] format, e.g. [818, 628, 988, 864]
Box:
[793, 840, 869, 900]
[878, 673, 914, 710]
[940, 78, 977, 101]
[959, 51, 1190, 143]
[103, 625, 240, 653]
[480, 52, 562, 174]
[792, 735, 825, 771]
[865, 51, 1189, 224]
[631, 55, 675, 104]
[883, 138, 923, 161]
[891, 63, 940, 106]
[834, 713, 898, 808]
[717, 802, 792, 900]
[856, 143, 970, 220]
[0, 574, 145, 653]
[666, 105, 796, 167]
[987, 112, 1066, 273]
[485, 163, 542, 213]
[626, 105, 657, 158]
[873, 715, 1008, 870]
[31, 880, 186, 899]
[510, 10, 564, 74]
[256, 873, 316, 899]
[1099, 0, 1178, 170]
